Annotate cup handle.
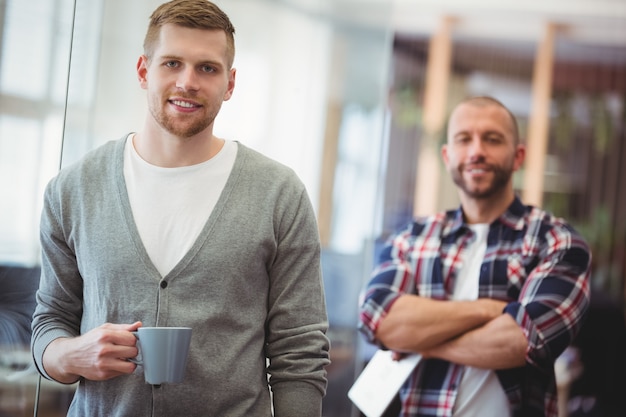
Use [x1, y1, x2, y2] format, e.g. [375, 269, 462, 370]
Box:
[129, 331, 142, 365]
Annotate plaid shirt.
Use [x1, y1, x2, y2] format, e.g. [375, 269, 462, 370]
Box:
[359, 197, 591, 417]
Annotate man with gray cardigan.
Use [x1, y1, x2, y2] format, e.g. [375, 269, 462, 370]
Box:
[31, 1, 330, 416]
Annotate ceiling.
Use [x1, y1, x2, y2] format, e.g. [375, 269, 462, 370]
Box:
[390, 0, 626, 45]
[394, 0, 626, 65]
[280, 0, 626, 64]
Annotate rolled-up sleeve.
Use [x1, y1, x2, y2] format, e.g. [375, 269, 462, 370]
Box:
[504, 224, 591, 370]
[359, 228, 413, 345]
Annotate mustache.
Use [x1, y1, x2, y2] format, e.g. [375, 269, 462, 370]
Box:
[167, 92, 203, 103]
[461, 162, 494, 171]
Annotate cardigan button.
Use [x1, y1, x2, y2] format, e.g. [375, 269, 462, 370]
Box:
[160, 280, 168, 289]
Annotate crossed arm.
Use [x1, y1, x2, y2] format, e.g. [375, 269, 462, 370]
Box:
[375, 294, 527, 369]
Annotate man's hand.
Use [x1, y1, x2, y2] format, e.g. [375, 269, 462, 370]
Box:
[42, 321, 142, 384]
[390, 312, 527, 370]
[420, 313, 527, 369]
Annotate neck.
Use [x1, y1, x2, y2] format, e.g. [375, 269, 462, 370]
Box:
[459, 189, 515, 224]
[133, 126, 224, 168]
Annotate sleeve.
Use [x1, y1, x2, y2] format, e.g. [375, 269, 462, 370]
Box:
[358, 225, 413, 345]
[30, 179, 84, 381]
[264, 183, 330, 417]
[504, 221, 591, 370]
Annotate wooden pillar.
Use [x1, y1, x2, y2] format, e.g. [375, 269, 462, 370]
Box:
[318, 100, 342, 246]
[522, 23, 558, 206]
[413, 16, 455, 217]
[317, 38, 347, 247]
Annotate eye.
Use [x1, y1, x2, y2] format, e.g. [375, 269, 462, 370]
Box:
[164, 61, 179, 69]
[200, 64, 216, 73]
[485, 134, 503, 144]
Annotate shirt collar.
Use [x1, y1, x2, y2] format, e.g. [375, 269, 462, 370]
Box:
[445, 195, 527, 236]
[499, 195, 527, 230]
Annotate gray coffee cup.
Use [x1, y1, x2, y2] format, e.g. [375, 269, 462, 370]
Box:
[132, 327, 192, 384]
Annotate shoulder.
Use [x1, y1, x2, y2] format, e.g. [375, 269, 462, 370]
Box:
[524, 205, 583, 238]
[385, 211, 450, 247]
[233, 142, 305, 193]
[55, 138, 123, 179]
[409, 211, 454, 237]
[519, 205, 591, 260]
[235, 142, 297, 177]
[45, 137, 126, 197]
[503, 197, 586, 243]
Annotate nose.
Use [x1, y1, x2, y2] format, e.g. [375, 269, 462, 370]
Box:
[176, 67, 199, 92]
[468, 135, 486, 155]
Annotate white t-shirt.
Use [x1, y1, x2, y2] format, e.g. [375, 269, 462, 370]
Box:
[451, 223, 512, 417]
[123, 135, 237, 277]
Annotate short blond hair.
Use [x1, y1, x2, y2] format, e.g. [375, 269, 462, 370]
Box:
[144, 0, 236, 68]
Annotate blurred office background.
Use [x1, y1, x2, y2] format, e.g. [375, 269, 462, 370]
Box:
[0, 0, 625, 416]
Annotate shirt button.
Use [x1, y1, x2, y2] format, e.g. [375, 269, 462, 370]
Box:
[160, 281, 168, 289]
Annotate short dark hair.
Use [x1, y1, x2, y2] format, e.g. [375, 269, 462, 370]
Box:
[144, 0, 236, 68]
[454, 96, 520, 145]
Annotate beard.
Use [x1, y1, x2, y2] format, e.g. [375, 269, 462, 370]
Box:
[148, 92, 222, 138]
[450, 158, 514, 200]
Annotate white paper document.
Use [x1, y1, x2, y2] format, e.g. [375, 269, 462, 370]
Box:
[348, 350, 421, 417]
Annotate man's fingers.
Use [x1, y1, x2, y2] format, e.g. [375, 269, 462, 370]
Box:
[100, 321, 143, 331]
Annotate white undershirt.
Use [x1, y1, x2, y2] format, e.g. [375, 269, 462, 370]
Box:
[123, 135, 237, 277]
[451, 223, 511, 417]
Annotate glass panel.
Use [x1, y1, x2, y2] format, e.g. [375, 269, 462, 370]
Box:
[0, 116, 47, 264]
[0, 0, 77, 415]
[59, 0, 103, 167]
[0, 0, 54, 100]
[0, 0, 74, 265]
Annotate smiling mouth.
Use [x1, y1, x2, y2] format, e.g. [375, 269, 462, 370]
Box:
[170, 99, 201, 109]
[467, 167, 488, 174]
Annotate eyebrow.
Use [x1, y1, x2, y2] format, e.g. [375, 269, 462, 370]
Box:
[158, 54, 225, 68]
[482, 130, 506, 137]
[451, 130, 508, 143]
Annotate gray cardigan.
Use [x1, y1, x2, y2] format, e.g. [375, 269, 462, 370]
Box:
[32, 137, 330, 417]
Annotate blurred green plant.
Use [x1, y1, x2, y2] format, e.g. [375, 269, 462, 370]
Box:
[572, 205, 625, 300]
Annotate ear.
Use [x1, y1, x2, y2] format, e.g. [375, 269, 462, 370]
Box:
[223, 68, 236, 101]
[513, 143, 526, 171]
[137, 55, 149, 90]
[441, 143, 450, 166]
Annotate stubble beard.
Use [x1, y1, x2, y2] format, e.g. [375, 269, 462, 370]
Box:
[149, 94, 220, 138]
[451, 160, 514, 200]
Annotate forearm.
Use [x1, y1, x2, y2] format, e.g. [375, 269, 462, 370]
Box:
[376, 295, 506, 352]
[423, 313, 527, 369]
[43, 337, 81, 384]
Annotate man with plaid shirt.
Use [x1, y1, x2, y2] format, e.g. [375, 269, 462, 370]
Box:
[359, 96, 591, 417]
